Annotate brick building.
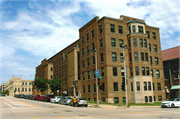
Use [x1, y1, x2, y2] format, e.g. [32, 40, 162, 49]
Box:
[162, 46, 180, 99]
[35, 15, 166, 103]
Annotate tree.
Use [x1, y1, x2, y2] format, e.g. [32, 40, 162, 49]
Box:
[1, 90, 9, 95]
[33, 78, 48, 93]
[48, 77, 63, 95]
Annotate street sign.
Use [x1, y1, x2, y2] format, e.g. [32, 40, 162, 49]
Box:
[95, 70, 99, 76]
[98, 77, 102, 79]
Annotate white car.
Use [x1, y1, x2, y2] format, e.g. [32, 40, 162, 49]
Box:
[161, 98, 180, 108]
[50, 96, 61, 103]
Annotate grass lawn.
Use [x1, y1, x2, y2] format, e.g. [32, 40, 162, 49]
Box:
[88, 101, 162, 106]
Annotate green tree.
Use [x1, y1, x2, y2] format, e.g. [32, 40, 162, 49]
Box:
[48, 77, 63, 95]
[33, 78, 48, 93]
[1, 90, 9, 95]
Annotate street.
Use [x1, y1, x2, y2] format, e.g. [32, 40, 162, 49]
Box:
[0, 96, 180, 119]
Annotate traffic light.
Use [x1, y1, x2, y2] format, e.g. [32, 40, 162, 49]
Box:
[121, 78, 125, 91]
[98, 78, 100, 85]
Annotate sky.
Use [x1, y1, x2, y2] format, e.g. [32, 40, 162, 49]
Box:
[0, 0, 180, 84]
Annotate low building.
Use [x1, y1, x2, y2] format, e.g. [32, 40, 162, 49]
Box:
[162, 46, 180, 99]
[3, 75, 33, 96]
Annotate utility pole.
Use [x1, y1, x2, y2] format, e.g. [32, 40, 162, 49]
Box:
[123, 45, 128, 107]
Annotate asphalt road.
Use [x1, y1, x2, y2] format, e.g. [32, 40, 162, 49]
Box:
[0, 96, 180, 119]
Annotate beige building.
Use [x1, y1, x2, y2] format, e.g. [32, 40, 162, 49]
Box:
[36, 15, 166, 103]
[3, 75, 33, 96]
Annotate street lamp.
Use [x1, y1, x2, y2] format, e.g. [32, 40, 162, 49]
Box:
[122, 44, 128, 107]
[91, 49, 99, 107]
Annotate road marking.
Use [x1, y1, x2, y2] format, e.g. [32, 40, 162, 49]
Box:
[10, 99, 40, 108]
[119, 113, 127, 115]
[31, 117, 42, 119]
[4, 102, 16, 109]
[152, 111, 159, 113]
[135, 112, 144, 114]
[55, 116, 70, 118]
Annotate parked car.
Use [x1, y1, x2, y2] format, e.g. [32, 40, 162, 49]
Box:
[28, 95, 33, 99]
[50, 96, 61, 103]
[42, 94, 54, 102]
[37, 96, 42, 101]
[59, 97, 72, 105]
[34, 95, 40, 100]
[18, 94, 25, 98]
[69, 98, 88, 107]
[161, 98, 180, 108]
[24, 95, 29, 99]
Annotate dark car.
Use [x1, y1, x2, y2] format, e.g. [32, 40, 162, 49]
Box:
[42, 94, 54, 102]
[18, 94, 25, 98]
[24, 95, 29, 99]
[28, 95, 33, 99]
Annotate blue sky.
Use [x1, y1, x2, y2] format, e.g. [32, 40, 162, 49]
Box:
[0, 0, 180, 84]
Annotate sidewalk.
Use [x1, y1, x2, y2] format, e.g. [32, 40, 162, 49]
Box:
[88, 103, 161, 109]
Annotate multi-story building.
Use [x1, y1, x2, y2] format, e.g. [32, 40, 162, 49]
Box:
[0, 83, 6, 93]
[3, 75, 33, 96]
[35, 15, 165, 103]
[162, 46, 180, 99]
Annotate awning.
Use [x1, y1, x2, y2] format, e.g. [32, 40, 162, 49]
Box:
[170, 85, 180, 90]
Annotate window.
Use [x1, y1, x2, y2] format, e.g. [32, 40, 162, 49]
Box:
[128, 40, 131, 47]
[121, 68, 124, 77]
[92, 30, 94, 39]
[144, 82, 147, 91]
[146, 67, 150, 75]
[128, 26, 131, 33]
[137, 82, 140, 91]
[113, 67, 118, 76]
[150, 56, 153, 65]
[102, 83, 105, 92]
[88, 85, 90, 93]
[149, 44, 151, 51]
[158, 96, 162, 101]
[142, 67, 145, 75]
[120, 53, 124, 62]
[132, 25, 136, 33]
[145, 96, 148, 102]
[119, 39, 124, 47]
[154, 96, 156, 101]
[114, 82, 118, 91]
[114, 97, 119, 103]
[133, 38, 137, 46]
[157, 83, 161, 90]
[145, 53, 148, 61]
[152, 32, 156, 39]
[111, 38, 116, 47]
[154, 45, 157, 52]
[140, 38, 143, 47]
[118, 26, 123, 34]
[123, 97, 126, 103]
[82, 36, 84, 44]
[94, 98, 96, 101]
[25, 88, 27, 92]
[146, 31, 150, 38]
[112, 52, 117, 61]
[141, 52, 144, 61]
[88, 71, 90, 80]
[156, 70, 160, 78]
[149, 96, 152, 102]
[144, 39, 147, 47]
[151, 70, 154, 77]
[100, 39, 103, 48]
[155, 57, 159, 65]
[131, 82, 133, 91]
[130, 68, 133, 76]
[93, 70, 96, 78]
[110, 24, 115, 32]
[87, 59, 90, 67]
[134, 52, 138, 61]
[94, 84, 96, 92]
[101, 68, 104, 77]
[138, 26, 143, 33]
[93, 56, 95, 65]
[92, 43, 95, 51]
[100, 53, 104, 62]
[129, 53, 132, 62]
[99, 25, 102, 34]
[82, 61, 84, 69]
[87, 46, 89, 54]
[136, 67, 139, 75]
[29, 88, 31, 92]
[86, 33, 89, 42]
[83, 86, 85, 93]
[148, 82, 151, 90]
[82, 49, 84, 56]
